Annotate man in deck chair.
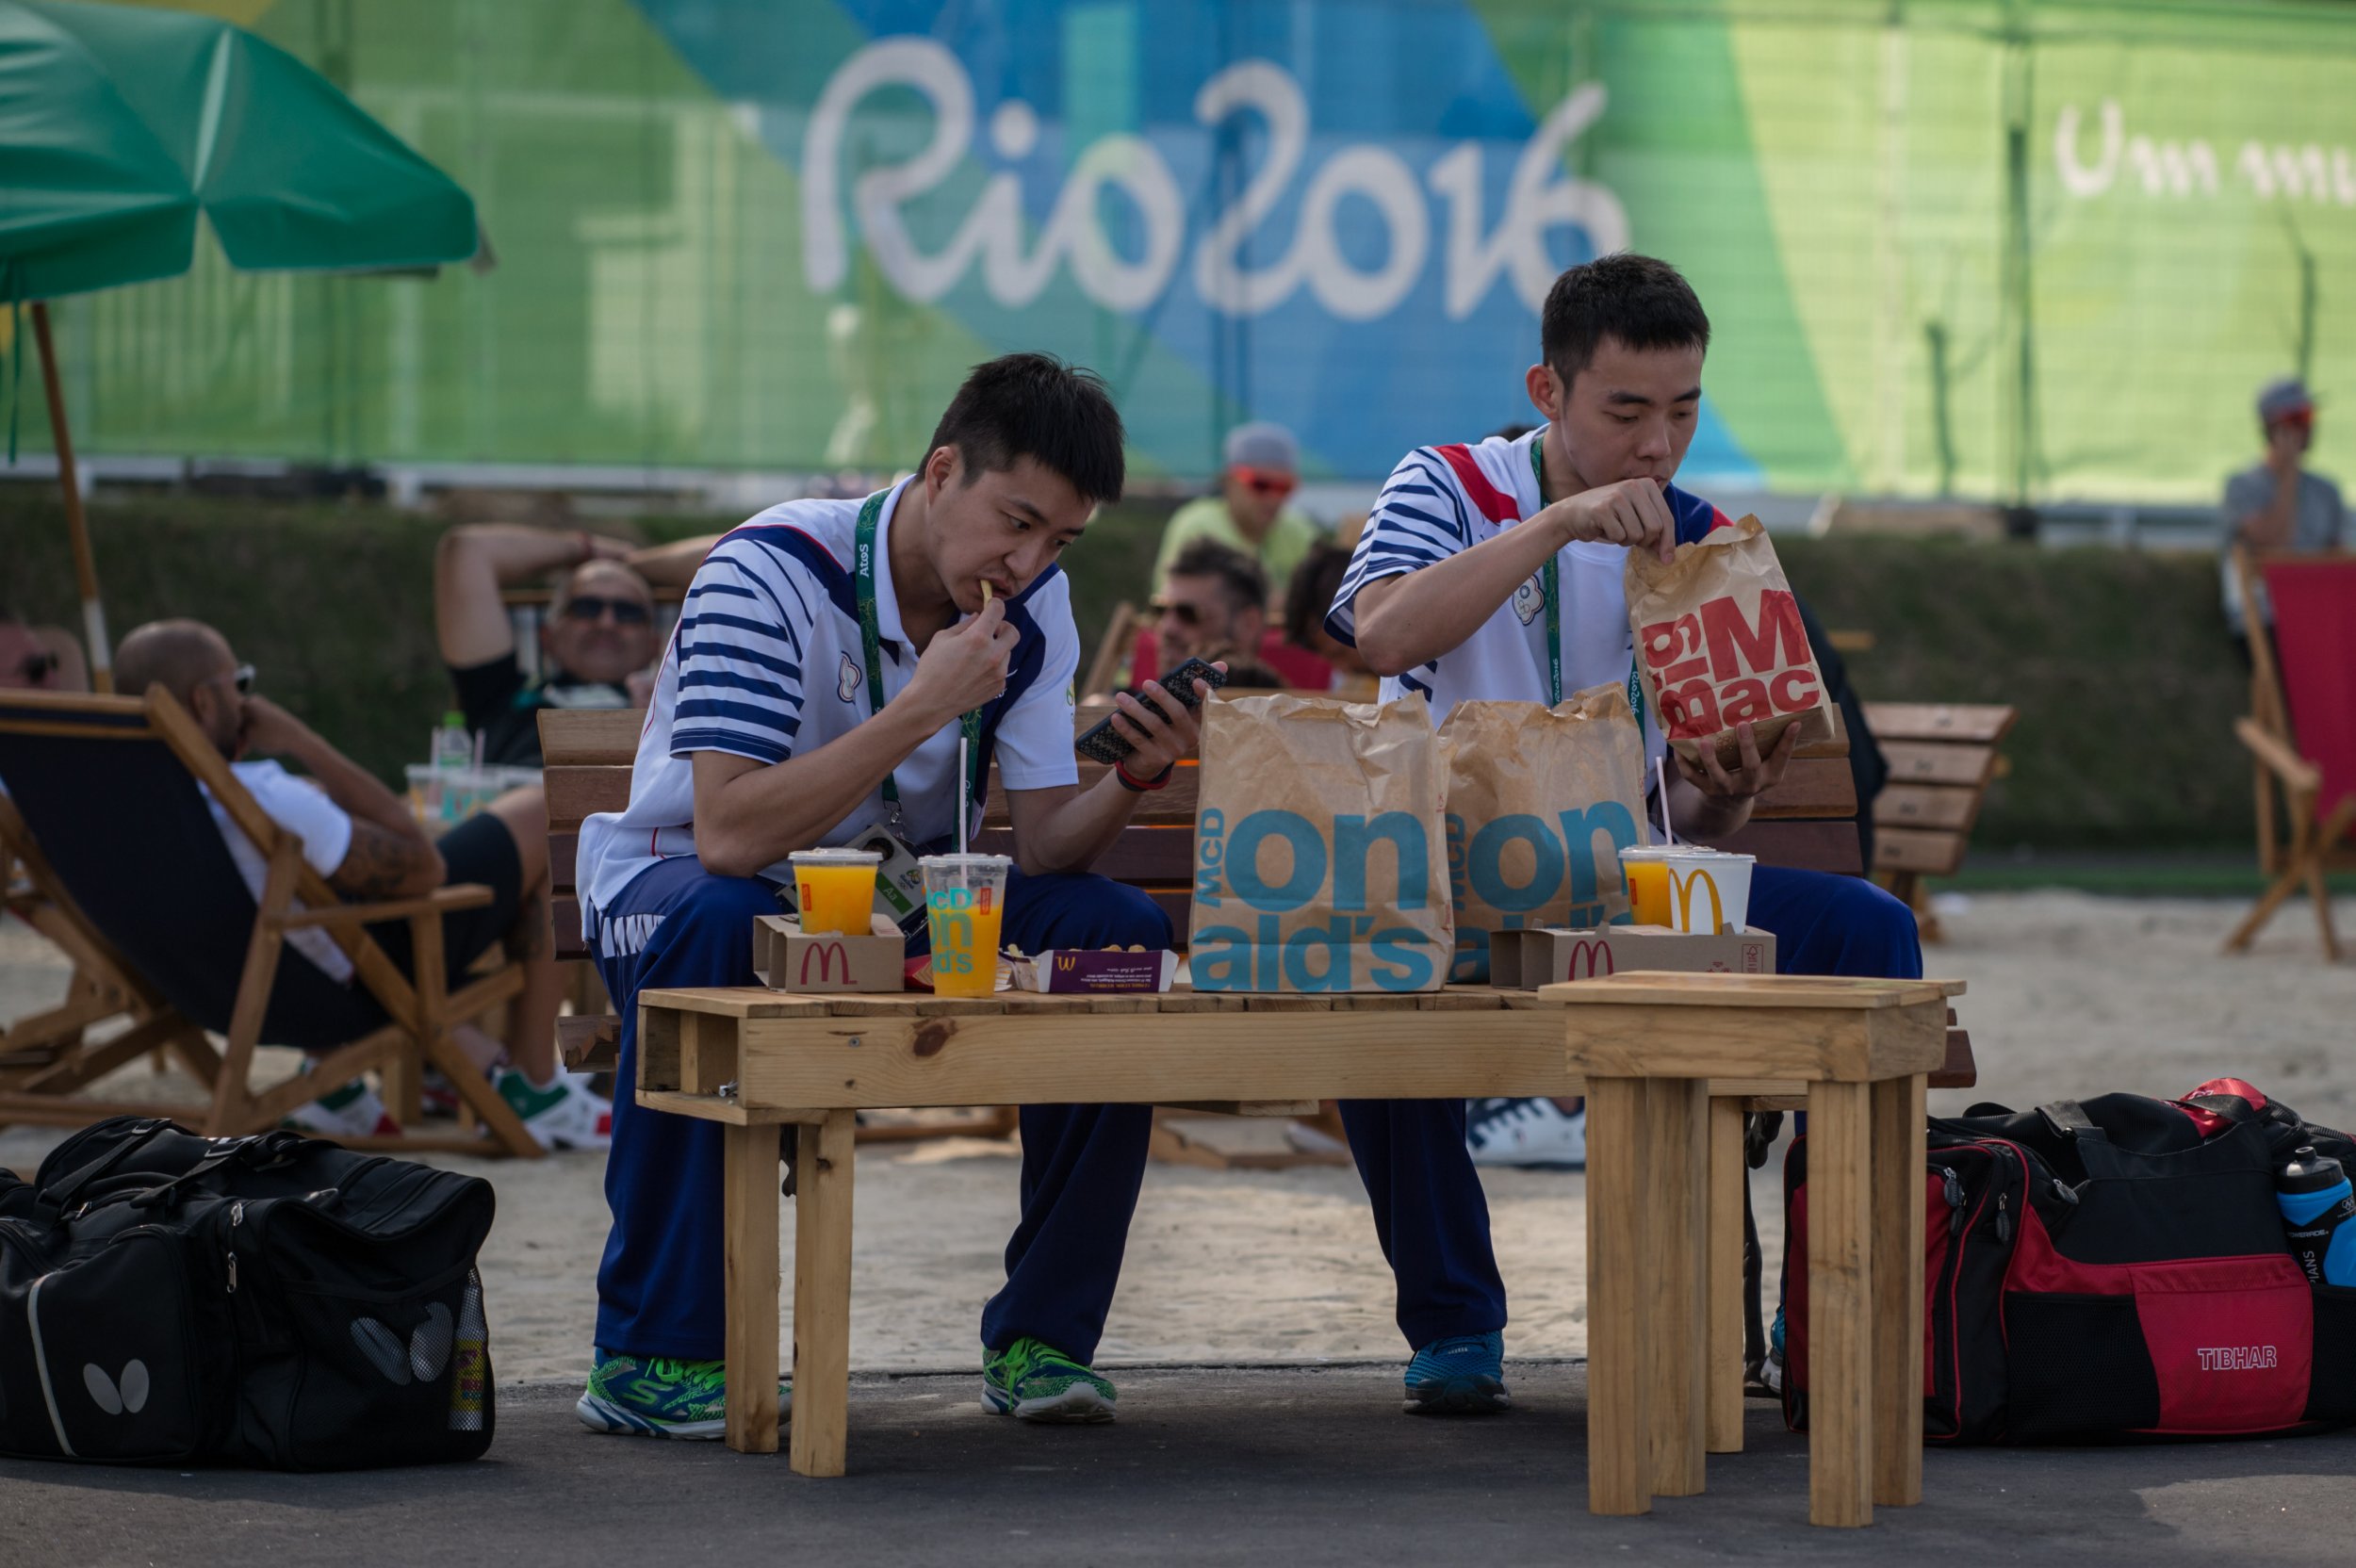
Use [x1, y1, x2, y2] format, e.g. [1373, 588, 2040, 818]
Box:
[110, 620, 608, 1148]
[1319, 253, 1922, 1415]
[575, 353, 1210, 1440]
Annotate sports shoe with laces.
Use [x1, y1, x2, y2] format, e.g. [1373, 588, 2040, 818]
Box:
[981, 1337, 1117, 1423]
[1403, 1330, 1511, 1415]
[1465, 1097, 1586, 1169]
[283, 1077, 401, 1139]
[576, 1348, 791, 1439]
[497, 1069, 614, 1152]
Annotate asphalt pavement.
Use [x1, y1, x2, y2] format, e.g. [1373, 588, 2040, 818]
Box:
[4, 1364, 2352, 1567]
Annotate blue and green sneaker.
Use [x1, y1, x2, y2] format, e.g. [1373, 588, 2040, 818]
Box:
[1403, 1330, 1511, 1415]
[576, 1348, 791, 1440]
[981, 1337, 1117, 1423]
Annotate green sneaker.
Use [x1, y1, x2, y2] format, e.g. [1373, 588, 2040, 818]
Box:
[981, 1337, 1117, 1423]
[576, 1348, 790, 1440]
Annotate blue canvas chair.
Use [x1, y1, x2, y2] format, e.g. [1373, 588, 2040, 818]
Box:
[0, 688, 541, 1156]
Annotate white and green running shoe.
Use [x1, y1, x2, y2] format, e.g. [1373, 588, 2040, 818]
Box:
[981, 1337, 1117, 1423]
[577, 1348, 790, 1440]
[497, 1069, 614, 1152]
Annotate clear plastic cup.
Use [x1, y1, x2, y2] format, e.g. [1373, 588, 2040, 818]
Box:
[921, 854, 1011, 997]
[1617, 844, 1678, 927]
[790, 847, 883, 936]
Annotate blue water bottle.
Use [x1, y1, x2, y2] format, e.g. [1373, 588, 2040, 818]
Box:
[2276, 1146, 2356, 1287]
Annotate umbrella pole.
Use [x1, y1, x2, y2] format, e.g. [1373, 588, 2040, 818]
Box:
[29, 302, 111, 693]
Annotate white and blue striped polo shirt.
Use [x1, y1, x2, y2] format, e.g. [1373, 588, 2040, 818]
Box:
[1325, 428, 1725, 743]
[577, 478, 1081, 923]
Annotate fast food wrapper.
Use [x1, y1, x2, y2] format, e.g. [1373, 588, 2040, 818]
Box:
[1624, 514, 1833, 768]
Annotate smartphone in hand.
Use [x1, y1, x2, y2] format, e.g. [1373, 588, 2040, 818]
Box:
[1075, 658, 1228, 765]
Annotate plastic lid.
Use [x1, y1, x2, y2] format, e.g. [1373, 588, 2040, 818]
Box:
[919, 853, 1012, 870]
[789, 847, 882, 865]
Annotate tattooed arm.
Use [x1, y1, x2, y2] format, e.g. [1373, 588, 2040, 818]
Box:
[238, 697, 445, 901]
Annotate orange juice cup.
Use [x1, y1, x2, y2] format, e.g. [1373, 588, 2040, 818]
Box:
[1617, 845, 1676, 926]
[921, 853, 1011, 998]
[790, 848, 882, 936]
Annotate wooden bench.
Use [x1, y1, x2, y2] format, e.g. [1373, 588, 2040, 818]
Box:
[634, 974, 1957, 1530]
[1860, 702, 2019, 940]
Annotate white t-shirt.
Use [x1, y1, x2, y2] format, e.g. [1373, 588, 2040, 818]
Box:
[207, 760, 355, 984]
[577, 479, 1084, 926]
[1325, 428, 1727, 747]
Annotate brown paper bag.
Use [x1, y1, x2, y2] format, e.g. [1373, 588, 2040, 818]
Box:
[1189, 694, 1452, 993]
[1624, 514, 1833, 767]
[1438, 686, 1652, 983]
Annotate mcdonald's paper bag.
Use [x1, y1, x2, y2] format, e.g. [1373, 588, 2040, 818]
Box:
[1624, 514, 1833, 768]
[1437, 687, 1651, 983]
[1189, 694, 1452, 992]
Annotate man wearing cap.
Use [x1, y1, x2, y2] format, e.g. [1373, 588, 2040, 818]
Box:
[1153, 422, 1325, 605]
[2222, 377, 2345, 645]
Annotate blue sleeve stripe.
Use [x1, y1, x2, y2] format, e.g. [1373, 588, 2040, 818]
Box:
[688, 580, 761, 604]
[673, 698, 803, 738]
[677, 668, 805, 709]
[679, 637, 801, 683]
[678, 609, 798, 643]
[668, 727, 789, 764]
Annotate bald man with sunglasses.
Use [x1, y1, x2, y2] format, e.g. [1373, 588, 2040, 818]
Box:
[1152, 421, 1324, 607]
[434, 525, 715, 766]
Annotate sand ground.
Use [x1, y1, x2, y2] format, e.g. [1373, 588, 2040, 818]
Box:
[4, 890, 2351, 1384]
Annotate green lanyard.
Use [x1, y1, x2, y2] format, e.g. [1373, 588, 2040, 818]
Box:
[1529, 433, 1646, 728]
[854, 489, 983, 834]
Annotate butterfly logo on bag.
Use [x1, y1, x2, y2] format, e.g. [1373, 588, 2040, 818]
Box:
[83, 1361, 151, 1416]
[350, 1303, 455, 1386]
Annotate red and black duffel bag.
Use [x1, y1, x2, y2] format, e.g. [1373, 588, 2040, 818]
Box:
[1781, 1081, 2356, 1443]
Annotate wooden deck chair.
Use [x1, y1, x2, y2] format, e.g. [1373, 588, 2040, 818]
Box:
[2, 792, 169, 1087]
[2226, 547, 2356, 958]
[0, 688, 542, 1154]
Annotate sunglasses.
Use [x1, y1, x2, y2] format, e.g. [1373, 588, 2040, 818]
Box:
[560, 595, 653, 626]
[1147, 601, 1205, 628]
[204, 662, 255, 697]
[1233, 466, 1298, 499]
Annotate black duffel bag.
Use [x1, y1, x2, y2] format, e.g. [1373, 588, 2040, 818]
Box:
[1782, 1086, 2356, 1443]
[0, 1116, 496, 1469]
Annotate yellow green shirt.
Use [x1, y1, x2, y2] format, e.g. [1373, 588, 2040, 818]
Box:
[1153, 496, 1324, 603]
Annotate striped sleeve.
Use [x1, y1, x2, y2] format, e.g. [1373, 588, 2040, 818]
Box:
[667, 545, 810, 764]
[1323, 448, 1470, 645]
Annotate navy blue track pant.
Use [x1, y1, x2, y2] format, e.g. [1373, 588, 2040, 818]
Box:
[1337, 864, 1925, 1350]
[589, 856, 1170, 1364]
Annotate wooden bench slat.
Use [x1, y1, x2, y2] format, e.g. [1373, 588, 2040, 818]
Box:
[983, 760, 1199, 826]
[1873, 826, 1969, 875]
[547, 764, 633, 827]
[1712, 819, 1865, 878]
[1879, 741, 1996, 789]
[1750, 758, 1857, 821]
[1861, 703, 2018, 746]
[538, 709, 647, 765]
[552, 894, 587, 959]
[552, 831, 579, 892]
[1873, 783, 1980, 832]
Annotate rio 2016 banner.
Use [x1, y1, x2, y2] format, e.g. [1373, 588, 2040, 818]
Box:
[25, 0, 2356, 498]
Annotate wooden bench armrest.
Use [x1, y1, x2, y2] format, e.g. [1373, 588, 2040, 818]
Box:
[270, 882, 499, 930]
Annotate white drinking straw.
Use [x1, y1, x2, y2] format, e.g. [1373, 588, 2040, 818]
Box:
[1658, 756, 1675, 847]
[957, 733, 971, 858]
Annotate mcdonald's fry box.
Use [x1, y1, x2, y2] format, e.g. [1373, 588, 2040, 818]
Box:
[1008, 949, 1181, 993]
[753, 913, 905, 992]
[1487, 924, 1776, 988]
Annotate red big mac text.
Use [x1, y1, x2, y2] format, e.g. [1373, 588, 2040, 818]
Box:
[1639, 589, 1821, 741]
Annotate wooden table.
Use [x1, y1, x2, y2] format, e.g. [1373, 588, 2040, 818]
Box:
[1542, 972, 1961, 1528]
[630, 980, 1942, 1506]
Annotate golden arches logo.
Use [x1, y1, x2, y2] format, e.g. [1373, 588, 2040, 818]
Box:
[1668, 866, 1726, 935]
[798, 940, 853, 986]
[1055, 956, 1077, 972]
[1562, 939, 1615, 981]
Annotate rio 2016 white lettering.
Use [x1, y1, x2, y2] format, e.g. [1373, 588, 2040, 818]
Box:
[801, 40, 1628, 321]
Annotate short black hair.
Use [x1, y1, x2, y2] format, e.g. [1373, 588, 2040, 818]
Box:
[1283, 538, 1352, 649]
[1168, 539, 1268, 618]
[1540, 253, 1710, 388]
[924, 352, 1125, 505]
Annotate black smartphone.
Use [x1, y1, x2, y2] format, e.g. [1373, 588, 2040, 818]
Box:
[1075, 658, 1228, 765]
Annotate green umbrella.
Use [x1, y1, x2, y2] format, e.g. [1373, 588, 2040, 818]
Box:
[1, 0, 483, 689]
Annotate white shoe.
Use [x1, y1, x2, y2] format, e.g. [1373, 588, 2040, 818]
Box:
[1465, 1098, 1586, 1169]
[283, 1079, 401, 1138]
[497, 1069, 614, 1152]
[1284, 1119, 1349, 1156]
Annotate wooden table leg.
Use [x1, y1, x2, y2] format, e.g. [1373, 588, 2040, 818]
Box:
[1871, 1073, 1927, 1508]
[1807, 1079, 1873, 1527]
[723, 1120, 782, 1455]
[1585, 1075, 1651, 1516]
[1705, 1096, 1747, 1455]
[789, 1109, 857, 1478]
[1644, 1079, 1708, 1497]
